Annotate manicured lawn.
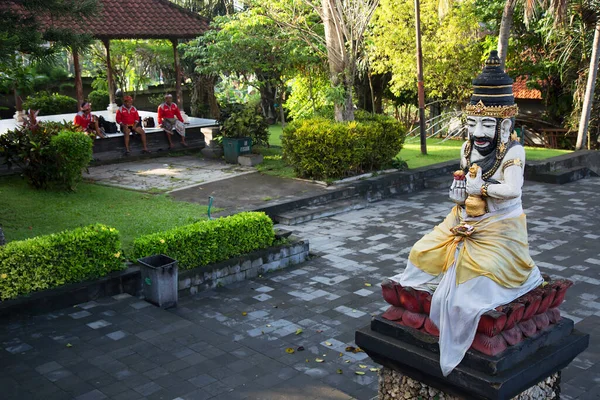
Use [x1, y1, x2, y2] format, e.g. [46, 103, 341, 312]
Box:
[268, 123, 283, 147]
[400, 138, 571, 169]
[0, 176, 209, 255]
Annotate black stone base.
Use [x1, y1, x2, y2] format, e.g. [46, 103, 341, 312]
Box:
[356, 322, 589, 400]
[371, 316, 575, 375]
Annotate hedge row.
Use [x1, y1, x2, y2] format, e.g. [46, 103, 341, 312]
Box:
[282, 111, 406, 180]
[0, 224, 124, 300]
[132, 212, 275, 270]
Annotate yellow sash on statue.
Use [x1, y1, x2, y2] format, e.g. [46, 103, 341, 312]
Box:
[408, 205, 535, 288]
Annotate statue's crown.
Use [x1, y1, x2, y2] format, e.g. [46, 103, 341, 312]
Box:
[465, 100, 519, 118]
[466, 50, 518, 119]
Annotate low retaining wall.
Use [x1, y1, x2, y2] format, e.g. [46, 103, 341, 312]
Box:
[178, 239, 309, 296]
[0, 238, 309, 319]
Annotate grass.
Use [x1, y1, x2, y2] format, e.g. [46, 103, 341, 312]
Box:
[261, 124, 572, 178]
[0, 176, 210, 255]
[400, 138, 572, 169]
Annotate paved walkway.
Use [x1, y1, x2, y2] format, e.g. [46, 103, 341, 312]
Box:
[2, 178, 600, 399]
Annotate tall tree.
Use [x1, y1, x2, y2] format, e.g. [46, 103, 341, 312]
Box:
[260, 0, 378, 121]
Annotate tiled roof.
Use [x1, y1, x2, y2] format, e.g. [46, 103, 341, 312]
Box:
[12, 0, 209, 40]
[513, 76, 542, 100]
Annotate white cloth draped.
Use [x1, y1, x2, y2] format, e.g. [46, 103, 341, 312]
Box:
[389, 205, 543, 376]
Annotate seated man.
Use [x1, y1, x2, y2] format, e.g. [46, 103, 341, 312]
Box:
[388, 51, 542, 376]
[116, 95, 149, 155]
[157, 93, 187, 148]
[74, 102, 107, 139]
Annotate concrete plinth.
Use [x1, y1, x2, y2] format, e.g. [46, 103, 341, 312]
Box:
[238, 154, 264, 166]
[378, 368, 560, 400]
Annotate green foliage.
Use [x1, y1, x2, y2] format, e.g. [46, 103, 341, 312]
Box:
[49, 131, 93, 190]
[0, 224, 124, 300]
[23, 91, 77, 115]
[282, 113, 406, 180]
[285, 72, 330, 120]
[370, 0, 483, 102]
[132, 212, 275, 270]
[219, 102, 270, 146]
[0, 121, 87, 190]
[88, 90, 110, 111]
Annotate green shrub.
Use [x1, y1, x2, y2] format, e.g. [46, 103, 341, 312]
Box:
[132, 212, 275, 270]
[88, 90, 110, 111]
[22, 91, 77, 115]
[219, 102, 270, 147]
[0, 224, 124, 300]
[282, 113, 406, 180]
[50, 131, 93, 190]
[0, 121, 88, 190]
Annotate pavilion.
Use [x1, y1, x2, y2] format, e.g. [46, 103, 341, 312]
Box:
[14, 0, 209, 115]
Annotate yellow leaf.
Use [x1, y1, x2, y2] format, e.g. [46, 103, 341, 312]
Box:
[339, 353, 343, 357]
[242, 312, 247, 316]
[359, 364, 367, 369]
[355, 371, 365, 375]
[0, 273, 7, 279]
[315, 358, 324, 363]
[66, 343, 72, 348]
[325, 341, 332, 346]
[337, 369, 343, 374]
[370, 368, 379, 372]
[266, 324, 272, 327]
[285, 348, 295, 354]
[295, 329, 303, 335]
[364, 283, 372, 287]
[345, 360, 350, 363]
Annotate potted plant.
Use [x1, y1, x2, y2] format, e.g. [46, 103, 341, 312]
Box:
[219, 102, 268, 164]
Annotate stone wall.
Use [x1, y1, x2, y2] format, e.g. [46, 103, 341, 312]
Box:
[177, 239, 309, 296]
[378, 367, 560, 400]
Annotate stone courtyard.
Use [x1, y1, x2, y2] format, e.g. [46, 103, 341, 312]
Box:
[2, 177, 600, 400]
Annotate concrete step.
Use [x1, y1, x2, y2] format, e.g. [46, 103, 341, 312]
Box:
[528, 166, 598, 185]
[273, 197, 367, 225]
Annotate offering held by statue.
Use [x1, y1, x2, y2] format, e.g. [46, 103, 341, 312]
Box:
[465, 164, 486, 217]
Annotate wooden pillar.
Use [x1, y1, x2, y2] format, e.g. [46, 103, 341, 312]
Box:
[103, 39, 116, 107]
[171, 39, 183, 110]
[72, 47, 84, 106]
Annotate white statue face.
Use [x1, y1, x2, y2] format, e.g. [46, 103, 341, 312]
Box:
[466, 116, 512, 156]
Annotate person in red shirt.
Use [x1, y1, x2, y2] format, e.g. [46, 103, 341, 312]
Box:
[157, 93, 187, 148]
[116, 95, 149, 155]
[74, 102, 107, 139]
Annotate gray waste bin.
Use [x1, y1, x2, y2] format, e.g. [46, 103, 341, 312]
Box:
[137, 254, 178, 309]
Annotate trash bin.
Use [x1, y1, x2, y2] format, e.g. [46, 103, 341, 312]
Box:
[223, 137, 252, 164]
[137, 254, 178, 309]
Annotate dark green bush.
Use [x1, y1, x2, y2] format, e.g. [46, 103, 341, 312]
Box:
[22, 91, 77, 115]
[282, 113, 406, 180]
[50, 131, 93, 190]
[88, 90, 110, 111]
[132, 212, 275, 270]
[0, 121, 88, 190]
[219, 102, 270, 147]
[0, 224, 124, 300]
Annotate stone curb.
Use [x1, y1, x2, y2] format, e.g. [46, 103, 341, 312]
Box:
[0, 238, 309, 319]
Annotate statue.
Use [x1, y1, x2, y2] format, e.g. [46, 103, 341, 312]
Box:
[387, 51, 544, 376]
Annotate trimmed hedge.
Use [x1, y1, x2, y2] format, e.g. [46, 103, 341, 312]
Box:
[132, 212, 275, 270]
[50, 130, 94, 190]
[282, 112, 406, 180]
[0, 224, 124, 300]
[22, 91, 78, 116]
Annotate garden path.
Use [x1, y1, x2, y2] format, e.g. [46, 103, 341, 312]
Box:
[1, 178, 600, 399]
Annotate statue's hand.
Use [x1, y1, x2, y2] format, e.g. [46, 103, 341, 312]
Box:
[449, 179, 467, 204]
[466, 166, 484, 195]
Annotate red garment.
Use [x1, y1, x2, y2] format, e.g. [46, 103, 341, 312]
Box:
[116, 105, 140, 126]
[157, 102, 183, 124]
[74, 111, 93, 130]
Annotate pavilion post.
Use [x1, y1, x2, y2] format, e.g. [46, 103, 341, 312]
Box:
[72, 47, 84, 106]
[103, 39, 118, 114]
[171, 38, 188, 122]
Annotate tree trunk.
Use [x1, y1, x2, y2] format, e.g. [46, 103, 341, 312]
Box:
[497, 0, 517, 70]
[190, 74, 220, 119]
[576, 20, 600, 150]
[322, 0, 354, 121]
[72, 48, 84, 105]
[259, 80, 277, 124]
